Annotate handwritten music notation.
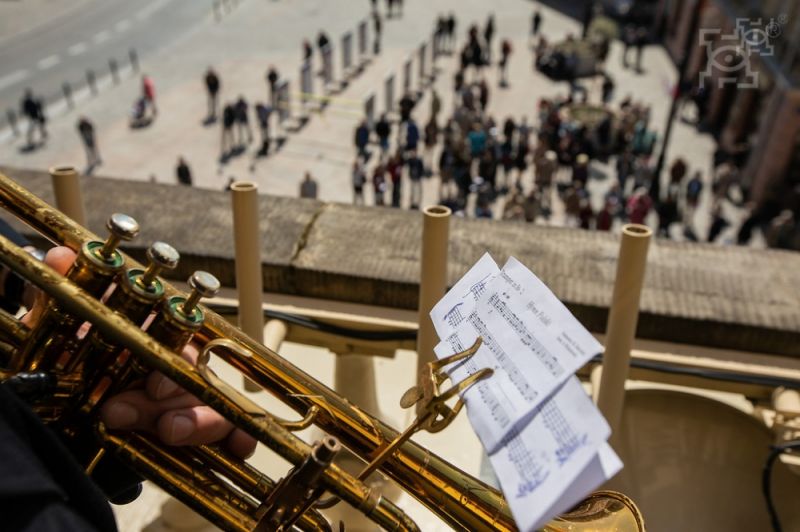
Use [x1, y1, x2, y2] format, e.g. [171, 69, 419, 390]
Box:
[430, 253, 620, 532]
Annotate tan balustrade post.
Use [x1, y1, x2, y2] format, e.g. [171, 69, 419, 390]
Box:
[597, 224, 652, 439]
[49, 166, 86, 227]
[416, 205, 451, 377]
[230, 182, 264, 392]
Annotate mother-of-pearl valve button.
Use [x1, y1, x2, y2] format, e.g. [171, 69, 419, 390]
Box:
[100, 213, 140, 258]
[139, 241, 180, 288]
[180, 271, 221, 316]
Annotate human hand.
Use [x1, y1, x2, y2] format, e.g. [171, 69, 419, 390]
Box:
[29, 246, 256, 459]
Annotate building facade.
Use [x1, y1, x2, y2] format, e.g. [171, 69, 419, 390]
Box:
[655, 0, 800, 206]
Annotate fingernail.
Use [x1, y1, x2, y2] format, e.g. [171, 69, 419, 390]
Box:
[169, 415, 194, 442]
[155, 377, 178, 399]
[106, 402, 139, 427]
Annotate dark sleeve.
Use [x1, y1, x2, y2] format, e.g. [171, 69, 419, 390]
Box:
[0, 218, 33, 314]
[0, 385, 118, 532]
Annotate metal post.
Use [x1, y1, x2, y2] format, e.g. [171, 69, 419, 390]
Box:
[129, 49, 139, 72]
[6, 110, 19, 136]
[230, 181, 265, 392]
[364, 92, 375, 129]
[62, 82, 74, 109]
[358, 19, 368, 58]
[342, 32, 353, 75]
[416, 205, 451, 377]
[596, 224, 652, 440]
[384, 73, 394, 114]
[109, 59, 119, 84]
[652, 0, 703, 201]
[87, 70, 97, 95]
[418, 43, 426, 86]
[49, 166, 87, 227]
[276, 79, 290, 125]
[322, 44, 333, 91]
[403, 57, 412, 95]
[300, 60, 313, 118]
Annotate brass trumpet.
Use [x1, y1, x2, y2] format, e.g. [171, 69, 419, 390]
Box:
[0, 171, 644, 531]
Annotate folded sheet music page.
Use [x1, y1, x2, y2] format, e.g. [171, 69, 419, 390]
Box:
[430, 253, 622, 531]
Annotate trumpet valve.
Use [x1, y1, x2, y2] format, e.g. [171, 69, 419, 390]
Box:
[99, 213, 140, 259]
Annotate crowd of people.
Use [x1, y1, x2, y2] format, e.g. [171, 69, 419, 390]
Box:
[340, 9, 783, 248]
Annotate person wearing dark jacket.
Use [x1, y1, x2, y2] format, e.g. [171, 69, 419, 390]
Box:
[375, 114, 391, 153]
[204, 67, 221, 121]
[21, 88, 47, 147]
[176, 156, 193, 185]
[354, 120, 370, 161]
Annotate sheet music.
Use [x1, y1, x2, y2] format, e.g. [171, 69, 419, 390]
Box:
[430, 254, 621, 531]
[432, 255, 603, 452]
[486, 387, 616, 532]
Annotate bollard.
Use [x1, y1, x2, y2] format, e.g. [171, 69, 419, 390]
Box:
[128, 49, 139, 72]
[6, 110, 19, 136]
[213, 0, 222, 20]
[230, 182, 265, 392]
[416, 205, 451, 379]
[87, 70, 97, 95]
[596, 224, 652, 444]
[62, 82, 74, 109]
[109, 59, 119, 84]
[49, 166, 87, 227]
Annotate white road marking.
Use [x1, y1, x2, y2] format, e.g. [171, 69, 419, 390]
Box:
[0, 69, 29, 90]
[115, 19, 131, 32]
[37, 54, 61, 70]
[93, 30, 111, 43]
[136, 0, 173, 21]
[68, 42, 88, 56]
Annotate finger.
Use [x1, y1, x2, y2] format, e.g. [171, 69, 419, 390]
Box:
[145, 344, 199, 400]
[100, 389, 203, 432]
[157, 405, 236, 447]
[45, 247, 77, 275]
[21, 247, 76, 327]
[226, 428, 258, 459]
